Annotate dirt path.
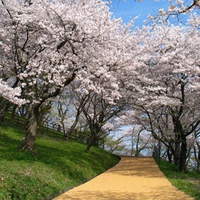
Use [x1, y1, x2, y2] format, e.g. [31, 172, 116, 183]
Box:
[53, 157, 194, 200]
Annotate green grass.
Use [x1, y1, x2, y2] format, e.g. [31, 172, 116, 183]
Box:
[0, 119, 120, 200]
[156, 159, 200, 200]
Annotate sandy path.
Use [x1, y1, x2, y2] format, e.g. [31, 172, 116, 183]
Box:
[53, 157, 194, 200]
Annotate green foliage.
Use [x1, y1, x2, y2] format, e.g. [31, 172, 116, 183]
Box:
[104, 135, 127, 153]
[156, 159, 200, 200]
[70, 127, 91, 143]
[0, 120, 120, 200]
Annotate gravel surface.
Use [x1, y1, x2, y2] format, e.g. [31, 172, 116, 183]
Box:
[53, 157, 194, 200]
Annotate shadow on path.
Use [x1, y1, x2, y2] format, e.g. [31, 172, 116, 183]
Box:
[53, 157, 194, 200]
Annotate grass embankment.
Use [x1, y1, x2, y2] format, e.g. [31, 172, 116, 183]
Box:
[0, 119, 120, 200]
[157, 160, 200, 200]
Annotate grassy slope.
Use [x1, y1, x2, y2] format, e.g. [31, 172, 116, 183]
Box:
[0, 119, 120, 200]
[156, 159, 200, 200]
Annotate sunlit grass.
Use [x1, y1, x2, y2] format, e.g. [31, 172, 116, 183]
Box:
[0, 118, 120, 200]
[156, 159, 200, 200]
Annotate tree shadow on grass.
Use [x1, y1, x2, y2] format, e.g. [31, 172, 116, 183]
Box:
[1, 131, 114, 183]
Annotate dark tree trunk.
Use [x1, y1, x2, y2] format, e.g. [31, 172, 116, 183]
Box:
[135, 152, 139, 157]
[19, 104, 40, 151]
[193, 141, 200, 174]
[61, 123, 68, 140]
[197, 150, 200, 174]
[85, 122, 101, 152]
[173, 132, 181, 166]
[179, 137, 187, 172]
[167, 148, 172, 163]
[11, 104, 18, 120]
[194, 143, 200, 173]
[85, 132, 99, 152]
[0, 99, 11, 124]
[174, 142, 181, 165]
[65, 122, 77, 140]
[57, 124, 61, 132]
[85, 134, 95, 152]
[135, 132, 140, 157]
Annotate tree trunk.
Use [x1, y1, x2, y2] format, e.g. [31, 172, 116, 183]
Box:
[11, 104, 18, 120]
[85, 134, 94, 152]
[61, 122, 69, 140]
[85, 122, 101, 152]
[0, 99, 11, 124]
[179, 137, 187, 172]
[167, 148, 172, 163]
[131, 132, 134, 156]
[65, 105, 82, 139]
[174, 139, 181, 166]
[135, 152, 139, 157]
[65, 122, 77, 139]
[19, 104, 40, 151]
[197, 150, 200, 174]
[135, 132, 140, 157]
[85, 133, 98, 152]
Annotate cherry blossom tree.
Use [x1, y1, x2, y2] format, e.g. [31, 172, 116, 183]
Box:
[0, 0, 135, 151]
[113, 110, 155, 157]
[122, 22, 200, 171]
[75, 91, 126, 152]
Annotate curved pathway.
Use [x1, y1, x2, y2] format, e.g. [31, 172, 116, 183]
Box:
[53, 157, 194, 200]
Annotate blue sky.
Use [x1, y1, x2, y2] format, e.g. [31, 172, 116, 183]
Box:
[109, 0, 170, 25]
[109, 0, 188, 26]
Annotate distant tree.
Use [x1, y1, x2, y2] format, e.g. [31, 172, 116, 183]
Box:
[130, 126, 152, 157]
[192, 128, 200, 173]
[77, 91, 125, 152]
[115, 111, 154, 157]
[48, 87, 77, 139]
[104, 135, 127, 154]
